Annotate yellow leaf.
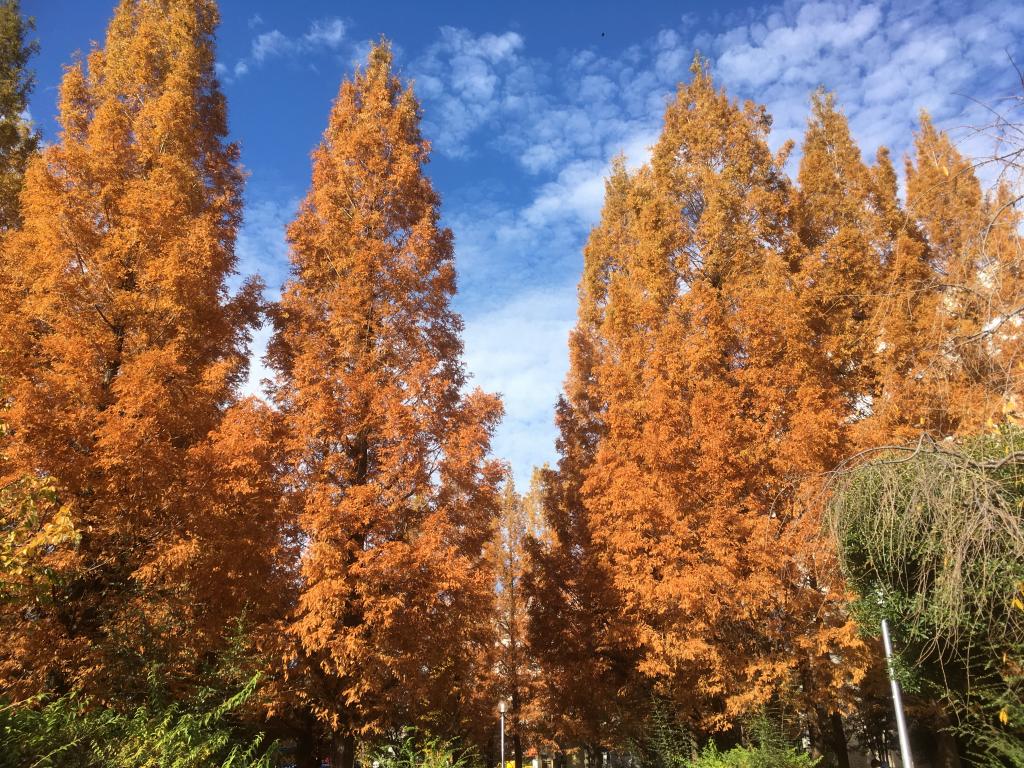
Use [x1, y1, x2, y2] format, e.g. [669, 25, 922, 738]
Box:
[1013, 597, 1024, 612]
[999, 708, 1010, 725]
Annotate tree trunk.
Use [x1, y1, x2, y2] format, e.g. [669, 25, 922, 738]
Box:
[513, 730, 523, 768]
[917, 710, 963, 768]
[295, 717, 319, 768]
[829, 712, 851, 768]
[332, 731, 356, 768]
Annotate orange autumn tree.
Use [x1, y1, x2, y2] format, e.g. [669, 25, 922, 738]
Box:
[527, 159, 647, 761]
[0, 0, 285, 698]
[482, 472, 544, 768]
[794, 90, 884, 433]
[267, 41, 503, 767]
[834, 113, 1024, 445]
[0, 0, 43, 568]
[902, 114, 1016, 432]
[581, 60, 865, 743]
[979, 179, 1024, 400]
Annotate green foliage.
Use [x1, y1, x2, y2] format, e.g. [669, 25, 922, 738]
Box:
[686, 742, 819, 768]
[636, 705, 816, 768]
[828, 427, 1024, 759]
[828, 428, 1024, 661]
[0, 672, 278, 768]
[951, 640, 1024, 768]
[368, 728, 479, 768]
[635, 697, 698, 768]
[0, 0, 39, 230]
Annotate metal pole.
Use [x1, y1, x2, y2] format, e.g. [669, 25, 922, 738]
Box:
[881, 618, 915, 768]
[500, 708, 506, 768]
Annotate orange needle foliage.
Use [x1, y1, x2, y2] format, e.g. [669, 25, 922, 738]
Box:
[3, 1, 1021, 759]
[527, 159, 648, 756]
[266, 41, 504, 764]
[479, 473, 544, 768]
[0, 0, 285, 698]
[901, 115, 1015, 433]
[539, 58, 1024, 755]
[544, 60, 867, 740]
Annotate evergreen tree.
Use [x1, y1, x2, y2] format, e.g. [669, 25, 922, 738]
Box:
[0, 0, 38, 232]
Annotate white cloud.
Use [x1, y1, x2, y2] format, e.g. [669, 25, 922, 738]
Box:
[411, 28, 533, 157]
[461, 286, 577, 487]
[242, 321, 276, 400]
[703, 0, 1024, 158]
[235, 196, 298, 301]
[305, 19, 346, 48]
[251, 29, 291, 63]
[221, 17, 347, 83]
[235, 0, 1024, 480]
[235, 196, 299, 399]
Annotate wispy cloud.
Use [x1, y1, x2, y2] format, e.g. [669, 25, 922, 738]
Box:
[411, 28, 534, 158]
[235, 196, 299, 399]
[231, 0, 1024, 485]
[700, 0, 1024, 158]
[461, 286, 577, 481]
[412, 0, 1024, 484]
[217, 17, 347, 83]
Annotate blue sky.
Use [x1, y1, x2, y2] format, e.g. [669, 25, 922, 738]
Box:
[25, 0, 1024, 485]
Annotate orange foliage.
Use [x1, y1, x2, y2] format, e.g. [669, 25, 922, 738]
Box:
[527, 159, 649, 753]
[0, 0, 284, 697]
[544, 61, 866, 738]
[539, 59, 1024, 749]
[476, 473, 545, 766]
[266, 41, 504, 762]
[3, 1, 1023, 759]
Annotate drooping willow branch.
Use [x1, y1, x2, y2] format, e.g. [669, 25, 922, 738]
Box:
[826, 429, 1024, 667]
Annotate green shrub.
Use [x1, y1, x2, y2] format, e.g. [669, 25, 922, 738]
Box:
[636, 697, 698, 768]
[828, 427, 1024, 762]
[368, 728, 477, 768]
[0, 672, 277, 768]
[687, 742, 819, 768]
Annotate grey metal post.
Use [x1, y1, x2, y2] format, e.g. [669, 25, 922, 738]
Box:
[881, 618, 915, 768]
[499, 700, 506, 768]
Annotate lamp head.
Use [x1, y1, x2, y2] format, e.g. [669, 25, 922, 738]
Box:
[499, 700, 507, 714]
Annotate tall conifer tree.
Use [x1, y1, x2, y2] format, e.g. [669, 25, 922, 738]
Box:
[0, 0, 37, 232]
[0, 0, 282, 697]
[484, 473, 543, 768]
[528, 159, 648, 757]
[582, 61, 864, 736]
[267, 41, 503, 766]
[795, 90, 882, 434]
[904, 115, 1003, 432]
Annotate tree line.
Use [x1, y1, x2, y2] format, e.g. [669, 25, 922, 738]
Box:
[1, 1, 1021, 766]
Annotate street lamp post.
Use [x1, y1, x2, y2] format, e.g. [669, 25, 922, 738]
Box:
[499, 700, 507, 768]
[881, 618, 915, 768]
